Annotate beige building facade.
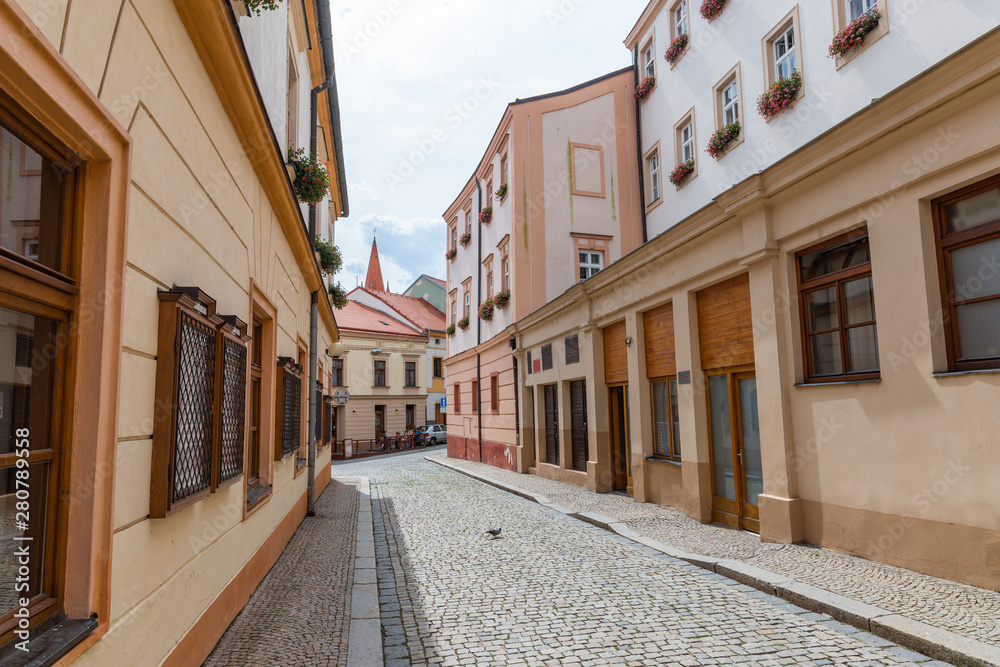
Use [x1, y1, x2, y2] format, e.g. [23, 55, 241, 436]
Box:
[0, 0, 348, 663]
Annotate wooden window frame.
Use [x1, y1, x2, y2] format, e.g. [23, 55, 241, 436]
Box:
[275, 357, 304, 460]
[491, 372, 500, 413]
[404, 361, 417, 387]
[213, 315, 251, 492]
[796, 228, 881, 383]
[650, 377, 682, 460]
[405, 404, 415, 429]
[762, 7, 805, 102]
[330, 357, 344, 386]
[373, 359, 387, 387]
[433, 356, 444, 378]
[932, 174, 1000, 372]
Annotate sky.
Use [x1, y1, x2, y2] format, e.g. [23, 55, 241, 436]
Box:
[329, 0, 651, 293]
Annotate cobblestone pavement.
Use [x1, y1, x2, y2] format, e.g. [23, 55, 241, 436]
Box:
[336, 449, 951, 666]
[203, 478, 360, 667]
[427, 452, 1000, 649]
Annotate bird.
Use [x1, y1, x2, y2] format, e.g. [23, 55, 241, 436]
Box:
[484, 528, 502, 540]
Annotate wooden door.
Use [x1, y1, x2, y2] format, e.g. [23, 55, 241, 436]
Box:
[543, 384, 559, 465]
[375, 405, 385, 439]
[608, 385, 632, 494]
[569, 380, 588, 473]
[707, 369, 762, 532]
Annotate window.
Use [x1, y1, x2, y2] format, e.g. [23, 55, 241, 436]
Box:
[433, 356, 443, 378]
[331, 358, 344, 386]
[847, 0, 878, 20]
[565, 334, 580, 365]
[764, 9, 803, 91]
[374, 359, 386, 387]
[652, 379, 681, 459]
[491, 374, 500, 412]
[503, 257, 510, 290]
[248, 317, 264, 496]
[526, 350, 532, 375]
[375, 405, 385, 438]
[217, 316, 250, 490]
[465, 209, 472, 236]
[464, 290, 471, 318]
[501, 153, 508, 187]
[541, 343, 554, 371]
[286, 42, 299, 150]
[645, 146, 661, 207]
[484, 254, 494, 299]
[774, 26, 796, 80]
[569, 379, 588, 472]
[15, 333, 32, 367]
[471, 379, 478, 412]
[642, 40, 656, 79]
[405, 404, 415, 429]
[487, 180, 493, 203]
[454, 383, 461, 414]
[673, 0, 688, 37]
[543, 384, 559, 466]
[722, 79, 739, 125]
[450, 222, 458, 250]
[680, 121, 694, 163]
[933, 176, 1000, 371]
[277, 357, 304, 459]
[450, 290, 458, 325]
[797, 230, 879, 381]
[405, 361, 417, 387]
[579, 252, 602, 281]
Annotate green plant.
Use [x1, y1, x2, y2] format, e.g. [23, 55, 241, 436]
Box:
[287, 147, 330, 204]
[495, 183, 508, 199]
[668, 159, 695, 187]
[706, 122, 741, 159]
[757, 70, 802, 120]
[460, 232, 472, 247]
[314, 237, 342, 277]
[328, 283, 348, 310]
[479, 298, 494, 321]
[494, 288, 511, 309]
[479, 206, 493, 224]
[829, 8, 882, 58]
[635, 76, 655, 102]
[447, 324, 456, 336]
[458, 316, 470, 330]
[246, 0, 282, 15]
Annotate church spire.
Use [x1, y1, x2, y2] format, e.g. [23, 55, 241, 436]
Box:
[364, 236, 385, 292]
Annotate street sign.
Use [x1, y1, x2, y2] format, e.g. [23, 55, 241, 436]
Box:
[440, 397, 446, 408]
[333, 389, 351, 405]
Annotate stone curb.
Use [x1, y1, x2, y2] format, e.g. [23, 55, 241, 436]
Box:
[426, 455, 999, 667]
[346, 478, 384, 667]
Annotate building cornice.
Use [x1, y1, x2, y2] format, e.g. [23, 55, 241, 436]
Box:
[625, 0, 668, 50]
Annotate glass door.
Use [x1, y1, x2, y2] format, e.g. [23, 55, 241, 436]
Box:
[707, 369, 762, 532]
[608, 385, 632, 494]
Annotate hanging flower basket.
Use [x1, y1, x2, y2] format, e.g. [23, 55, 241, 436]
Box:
[495, 183, 508, 200]
[479, 206, 493, 224]
[445, 248, 457, 261]
[458, 316, 470, 330]
[328, 283, 348, 310]
[664, 34, 688, 64]
[668, 159, 695, 187]
[699, 0, 729, 22]
[706, 122, 741, 159]
[634, 76, 655, 102]
[460, 232, 472, 247]
[246, 0, 281, 16]
[757, 69, 802, 120]
[314, 237, 342, 277]
[494, 288, 510, 309]
[829, 8, 882, 58]
[287, 147, 330, 204]
[447, 324, 456, 337]
[479, 298, 495, 321]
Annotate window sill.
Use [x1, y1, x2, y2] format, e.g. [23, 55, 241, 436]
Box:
[294, 457, 307, 476]
[0, 613, 98, 667]
[246, 485, 272, 511]
[793, 377, 881, 387]
[932, 368, 1000, 378]
[646, 456, 682, 466]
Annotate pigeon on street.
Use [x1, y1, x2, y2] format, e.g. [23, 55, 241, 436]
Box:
[485, 528, 502, 539]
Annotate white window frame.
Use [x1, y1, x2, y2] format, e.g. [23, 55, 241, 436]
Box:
[722, 79, 739, 126]
[681, 122, 694, 163]
[674, 1, 687, 36]
[847, 0, 877, 20]
[464, 291, 470, 317]
[643, 44, 655, 79]
[451, 298, 457, 325]
[503, 257, 510, 290]
[774, 26, 796, 81]
[649, 152, 660, 202]
[579, 251, 603, 281]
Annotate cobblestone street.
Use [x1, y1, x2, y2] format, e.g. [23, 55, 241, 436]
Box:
[335, 449, 952, 666]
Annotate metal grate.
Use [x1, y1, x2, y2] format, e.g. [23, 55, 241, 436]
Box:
[219, 337, 247, 485]
[541, 343, 553, 371]
[281, 367, 301, 458]
[315, 385, 322, 442]
[565, 334, 580, 365]
[526, 350, 532, 375]
[173, 312, 216, 503]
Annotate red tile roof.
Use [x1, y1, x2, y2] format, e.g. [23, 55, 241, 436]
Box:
[366, 289, 446, 332]
[335, 300, 424, 337]
[426, 275, 446, 289]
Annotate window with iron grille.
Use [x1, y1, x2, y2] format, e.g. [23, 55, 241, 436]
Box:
[152, 288, 223, 517]
[278, 358, 303, 459]
[331, 358, 344, 386]
[216, 317, 249, 489]
[541, 343, 553, 371]
[374, 359, 386, 386]
[315, 382, 323, 443]
[405, 361, 417, 387]
[565, 334, 580, 365]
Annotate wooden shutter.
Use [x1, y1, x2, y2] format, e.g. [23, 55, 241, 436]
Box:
[644, 302, 676, 378]
[603, 321, 628, 384]
[570, 380, 588, 472]
[565, 334, 580, 365]
[697, 274, 754, 370]
[544, 384, 559, 465]
[541, 343, 553, 370]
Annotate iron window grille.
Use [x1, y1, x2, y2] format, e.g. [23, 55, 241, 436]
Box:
[315, 382, 323, 443]
[277, 357, 304, 459]
[215, 315, 250, 490]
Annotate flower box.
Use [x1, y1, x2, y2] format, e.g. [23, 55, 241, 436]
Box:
[287, 147, 330, 204]
[706, 122, 741, 159]
[479, 298, 494, 321]
[495, 183, 508, 199]
[460, 232, 472, 247]
[829, 8, 882, 58]
[756, 69, 802, 120]
[246, 0, 281, 16]
[664, 34, 688, 65]
[699, 0, 729, 22]
[668, 159, 695, 187]
[445, 248, 457, 261]
[315, 236, 342, 277]
[494, 288, 510, 309]
[479, 206, 493, 225]
[328, 283, 347, 310]
[447, 324, 456, 336]
[634, 76, 655, 102]
[458, 316, 470, 330]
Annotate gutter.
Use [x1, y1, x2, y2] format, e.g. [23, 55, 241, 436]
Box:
[315, 0, 350, 217]
[633, 45, 648, 244]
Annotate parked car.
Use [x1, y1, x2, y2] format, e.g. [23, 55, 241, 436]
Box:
[421, 424, 448, 446]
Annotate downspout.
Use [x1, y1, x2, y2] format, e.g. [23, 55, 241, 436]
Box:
[315, 0, 350, 217]
[476, 178, 483, 462]
[634, 44, 648, 244]
[308, 77, 334, 517]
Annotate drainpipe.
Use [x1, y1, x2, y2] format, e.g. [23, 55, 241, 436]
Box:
[476, 178, 483, 462]
[307, 78, 333, 517]
[633, 44, 648, 244]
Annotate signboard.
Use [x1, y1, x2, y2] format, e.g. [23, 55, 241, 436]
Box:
[333, 389, 351, 405]
[440, 397, 446, 408]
